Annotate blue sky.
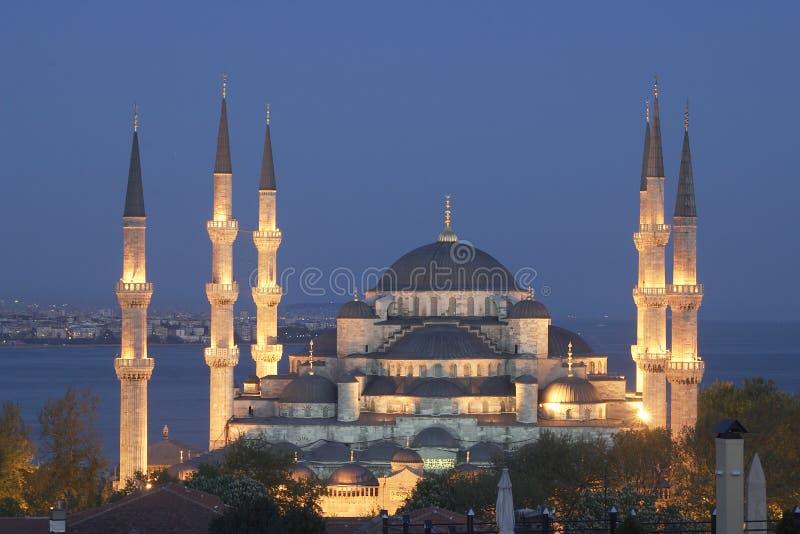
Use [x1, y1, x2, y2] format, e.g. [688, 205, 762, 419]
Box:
[1, 2, 797, 320]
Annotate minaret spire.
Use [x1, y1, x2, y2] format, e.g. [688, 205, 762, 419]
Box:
[214, 74, 232, 175]
[123, 104, 145, 218]
[640, 101, 651, 191]
[437, 194, 458, 242]
[675, 101, 696, 218]
[259, 103, 277, 191]
[647, 77, 665, 178]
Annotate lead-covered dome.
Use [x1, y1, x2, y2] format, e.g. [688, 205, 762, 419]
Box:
[337, 300, 375, 319]
[541, 376, 601, 404]
[508, 299, 550, 319]
[328, 464, 379, 486]
[280, 374, 337, 403]
[372, 241, 520, 292]
[412, 427, 459, 448]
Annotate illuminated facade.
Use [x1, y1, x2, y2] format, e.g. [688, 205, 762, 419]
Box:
[205, 77, 240, 450]
[115, 106, 154, 483]
[251, 105, 283, 378]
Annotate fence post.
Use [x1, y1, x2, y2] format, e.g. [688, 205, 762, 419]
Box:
[467, 508, 474, 534]
[710, 506, 717, 534]
[402, 514, 410, 534]
[381, 510, 389, 534]
[424, 519, 433, 534]
[609, 505, 617, 534]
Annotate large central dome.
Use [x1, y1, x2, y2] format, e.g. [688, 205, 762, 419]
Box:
[372, 241, 520, 292]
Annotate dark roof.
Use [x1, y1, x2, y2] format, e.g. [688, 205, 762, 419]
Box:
[288, 462, 317, 482]
[478, 376, 514, 395]
[214, 97, 232, 174]
[640, 115, 651, 191]
[541, 376, 601, 404]
[362, 375, 398, 395]
[372, 241, 520, 291]
[383, 325, 497, 359]
[279, 374, 337, 403]
[674, 128, 697, 217]
[465, 441, 504, 463]
[548, 325, 593, 357]
[259, 118, 276, 190]
[0, 517, 48, 534]
[243, 374, 259, 384]
[123, 131, 145, 217]
[407, 378, 466, 398]
[338, 300, 376, 319]
[328, 463, 379, 487]
[412, 427, 458, 448]
[508, 299, 550, 319]
[308, 441, 352, 462]
[337, 372, 358, 383]
[309, 328, 337, 355]
[646, 84, 665, 178]
[392, 448, 423, 465]
[148, 438, 205, 467]
[359, 440, 402, 462]
[67, 483, 225, 534]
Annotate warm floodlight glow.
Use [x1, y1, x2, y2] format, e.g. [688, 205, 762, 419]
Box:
[637, 408, 651, 423]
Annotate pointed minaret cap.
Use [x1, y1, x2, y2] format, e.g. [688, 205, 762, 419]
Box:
[124, 103, 146, 217]
[639, 100, 651, 191]
[259, 103, 277, 190]
[214, 74, 232, 175]
[646, 76, 665, 178]
[674, 101, 697, 218]
[437, 194, 458, 242]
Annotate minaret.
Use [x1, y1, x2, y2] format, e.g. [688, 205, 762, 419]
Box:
[632, 78, 670, 428]
[115, 104, 154, 483]
[251, 104, 283, 377]
[666, 102, 704, 434]
[205, 76, 240, 450]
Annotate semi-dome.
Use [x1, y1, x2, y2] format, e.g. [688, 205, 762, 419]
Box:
[541, 376, 601, 404]
[548, 325, 593, 357]
[412, 427, 459, 448]
[372, 241, 521, 292]
[408, 378, 466, 398]
[508, 299, 550, 319]
[359, 440, 401, 462]
[328, 464, 379, 487]
[288, 463, 317, 483]
[280, 374, 337, 403]
[383, 325, 496, 359]
[337, 300, 375, 319]
[392, 448, 423, 465]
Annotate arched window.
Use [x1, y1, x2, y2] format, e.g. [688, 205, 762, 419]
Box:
[430, 296, 438, 316]
[304, 405, 311, 418]
[452, 401, 459, 414]
[482, 400, 489, 413]
[388, 363, 395, 376]
[449, 364, 457, 377]
[433, 401, 441, 415]
[413, 296, 420, 315]
[566, 408, 572, 420]
[323, 406, 330, 418]
[590, 362, 596, 374]
[463, 363, 471, 377]
[485, 296, 495, 316]
[496, 363, 503, 376]
[448, 297, 456, 315]
[477, 364, 484, 377]
[433, 363, 443, 377]
[419, 365, 427, 378]
[467, 297, 475, 316]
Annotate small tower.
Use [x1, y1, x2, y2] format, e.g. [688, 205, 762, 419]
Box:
[115, 104, 155, 483]
[251, 103, 283, 377]
[205, 76, 240, 450]
[666, 102, 704, 434]
[631, 78, 671, 428]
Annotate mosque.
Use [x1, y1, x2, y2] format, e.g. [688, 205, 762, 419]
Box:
[113, 77, 704, 515]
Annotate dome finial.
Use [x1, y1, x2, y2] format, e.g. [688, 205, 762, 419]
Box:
[222, 73, 227, 99]
[567, 341, 574, 377]
[684, 100, 689, 132]
[527, 286, 534, 300]
[308, 339, 315, 374]
[293, 450, 299, 463]
[437, 194, 458, 242]
[349, 448, 355, 463]
[133, 102, 139, 132]
[162, 424, 168, 440]
[405, 435, 410, 448]
[353, 287, 359, 301]
[266, 103, 271, 126]
[466, 450, 471, 464]
[653, 75, 659, 99]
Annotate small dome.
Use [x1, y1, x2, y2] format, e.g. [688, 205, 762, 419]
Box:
[465, 442, 503, 463]
[288, 463, 317, 483]
[541, 376, 601, 404]
[508, 299, 550, 319]
[328, 464, 379, 487]
[337, 300, 375, 319]
[392, 448, 423, 465]
[362, 375, 398, 396]
[408, 378, 466, 398]
[548, 325, 593, 357]
[515, 375, 537, 385]
[308, 441, 351, 462]
[412, 427, 458, 448]
[280, 374, 337, 403]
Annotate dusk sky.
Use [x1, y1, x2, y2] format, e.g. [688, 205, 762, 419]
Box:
[1, 2, 797, 320]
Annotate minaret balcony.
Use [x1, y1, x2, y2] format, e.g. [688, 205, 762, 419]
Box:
[633, 224, 671, 249]
[668, 284, 703, 295]
[632, 287, 668, 307]
[667, 285, 703, 310]
[251, 344, 283, 363]
[252, 285, 282, 307]
[207, 220, 239, 244]
[634, 351, 668, 373]
[204, 346, 240, 368]
[114, 357, 154, 380]
[666, 359, 705, 385]
[253, 230, 282, 250]
[206, 282, 239, 304]
[116, 282, 153, 307]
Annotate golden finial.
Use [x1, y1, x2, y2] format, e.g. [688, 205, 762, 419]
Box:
[308, 339, 314, 373]
[350, 449, 355, 463]
[466, 450, 471, 464]
[645, 99, 650, 124]
[444, 194, 452, 229]
[222, 73, 227, 99]
[293, 451, 299, 463]
[567, 341, 574, 377]
[684, 100, 689, 132]
[353, 288, 359, 302]
[133, 103, 139, 132]
[527, 286, 534, 300]
[653, 75, 659, 99]
[266, 103, 271, 126]
[405, 436, 410, 448]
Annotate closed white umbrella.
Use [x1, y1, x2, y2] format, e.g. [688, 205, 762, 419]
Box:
[496, 467, 515, 534]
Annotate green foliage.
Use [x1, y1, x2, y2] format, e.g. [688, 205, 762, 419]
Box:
[25, 388, 107, 514]
[400, 470, 497, 520]
[615, 515, 644, 534]
[208, 495, 288, 534]
[0, 402, 35, 513]
[108, 468, 176, 503]
[775, 509, 800, 534]
[607, 428, 671, 495]
[186, 474, 266, 507]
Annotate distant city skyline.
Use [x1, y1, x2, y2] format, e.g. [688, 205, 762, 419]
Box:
[1, 2, 798, 320]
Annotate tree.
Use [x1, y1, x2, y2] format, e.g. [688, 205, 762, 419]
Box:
[208, 495, 286, 534]
[0, 402, 35, 514]
[26, 387, 106, 513]
[606, 428, 672, 496]
[400, 470, 498, 520]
